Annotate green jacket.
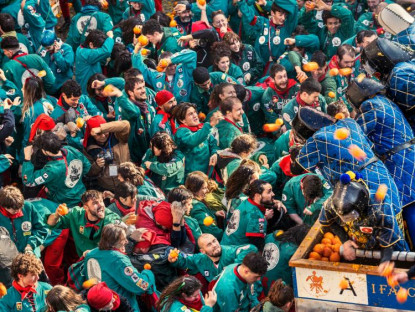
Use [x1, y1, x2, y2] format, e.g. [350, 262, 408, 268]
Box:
[319, 70, 338, 104]
[66, 5, 114, 51]
[213, 263, 259, 312]
[262, 232, 298, 292]
[216, 118, 244, 150]
[75, 37, 114, 94]
[121, 0, 155, 23]
[84, 248, 156, 311]
[161, 298, 212, 312]
[234, 44, 264, 85]
[206, 106, 251, 134]
[243, 86, 267, 136]
[149, 110, 176, 137]
[0, 32, 34, 67]
[107, 0, 128, 24]
[22, 146, 92, 207]
[174, 122, 218, 175]
[141, 149, 185, 193]
[3, 53, 56, 92]
[281, 94, 327, 130]
[273, 130, 290, 161]
[132, 49, 196, 103]
[137, 177, 166, 201]
[0, 201, 48, 254]
[208, 63, 245, 85]
[172, 244, 257, 281]
[300, 5, 355, 58]
[270, 155, 294, 200]
[221, 199, 267, 246]
[49, 207, 121, 256]
[154, 27, 182, 57]
[190, 199, 223, 240]
[282, 173, 332, 225]
[0, 282, 52, 312]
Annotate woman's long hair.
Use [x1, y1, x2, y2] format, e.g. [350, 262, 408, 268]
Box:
[156, 276, 202, 312]
[150, 132, 177, 163]
[22, 77, 45, 118]
[46, 285, 86, 312]
[225, 159, 260, 200]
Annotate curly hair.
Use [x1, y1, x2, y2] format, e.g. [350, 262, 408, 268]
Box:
[150, 132, 177, 163]
[118, 162, 145, 186]
[0, 186, 24, 211]
[230, 133, 258, 156]
[11, 254, 43, 281]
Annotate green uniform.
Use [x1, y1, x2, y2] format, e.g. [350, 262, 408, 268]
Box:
[189, 72, 238, 114]
[0, 32, 34, 67]
[300, 5, 355, 58]
[137, 177, 165, 201]
[262, 231, 297, 291]
[213, 263, 259, 312]
[107, 0, 128, 24]
[221, 199, 267, 246]
[243, 86, 267, 136]
[84, 248, 157, 311]
[319, 70, 338, 104]
[22, 146, 92, 207]
[115, 93, 154, 163]
[282, 173, 332, 225]
[149, 109, 176, 137]
[261, 80, 300, 124]
[273, 130, 290, 160]
[75, 37, 114, 94]
[208, 63, 245, 85]
[141, 149, 185, 193]
[122, 0, 155, 23]
[132, 49, 196, 103]
[224, 193, 247, 223]
[0, 282, 52, 312]
[355, 12, 377, 33]
[0, 201, 48, 255]
[270, 155, 294, 200]
[190, 199, 223, 240]
[153, 27, 182, 57]
[49, 207, 121, 256]
[172, 244, 257, 281]
[38, 41, 74, 95]
[66, 5, 114, 51]
[3, 52, 56, 92]
[162, 298, 212, 312]
[22, 0, 47, 50]
[206, 106, 251, 134]
[282, 94, 327, 130]
[237, 0, 298, 67]
[233, 44, 264, 85]
[184, 215, 202, 246]
[174, 123, 218, 175]
[216, 118, 243, 150]
[224, 158, 277, 187]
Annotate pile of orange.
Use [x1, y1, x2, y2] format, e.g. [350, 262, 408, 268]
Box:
[308, 232, 342, 262]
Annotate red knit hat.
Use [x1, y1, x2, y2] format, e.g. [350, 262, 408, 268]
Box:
[83, 115, 107, 148]
[87, 282, 120, 310]
[153, 201, 173, 229]
[29, 114, 55, 142]
[155, 90, 174, 107]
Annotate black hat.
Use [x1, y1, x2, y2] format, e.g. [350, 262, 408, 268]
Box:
[292, 107, 335, 141]
[192, 67, 210, 84]
[346, 78, 385, 110]
[329, 180, 370, 222]
[0, 36, 19, 50]
[361, 38, 414, 81]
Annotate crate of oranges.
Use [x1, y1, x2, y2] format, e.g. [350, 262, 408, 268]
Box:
[308, 232, 341, 262]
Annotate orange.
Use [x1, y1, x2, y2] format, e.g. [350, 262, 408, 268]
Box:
[348, 144, 367, 161]
[275, 118, 284, 126]
[133, 25, 141, 35]
[170, 20, 177, 27]
[144, 263, 152, 270]
[57, 204, 68, 216]
[332, 243, 341, 253]
[324, 232, 334, 240]
[198, 112, 206, 121]
[156, 66, 164, 72]
[321, 238, 332, 245]
[334, 128, 350, 140]
[0, 283, 7, 298]
[76, 117, 85, 129]
[321, 257, 329, 261]
[103, 84, 114, 96]
[328, 91, 336, 98]
[203, 216, 214, 226]
[101, 0, 108, 9]
[387, 275, 399, 288]
[308, 2, 315, 9]
[141, 48, 149, 56]
[357, 73, 365, 83]
[330, 252, 340, 262]
[169, 250, 179, 258]
[309, 252, 321, 260]
[37, 70, 47, 78]
[303, 62, 319, 72]
[138, 35, 149, 46]
[159, 59, 169, 68]
[333, 236, 342, 245]
[397, 288, 408, 304]
[263, 123, 282, 132]
[82, 278, 98, 289]
[381, 262, 394, 277]
[323, 246, 332, 258]
[335, 112, 345, 120]
[298, 75, 307, 83]
[125, 214, 137, 225]
[197, 0, 206, 5]
[339, 279, 348, 289]
[375, 184, 388, 202]
[329, 68, 339, 76]
[313, 243, 325, 255]
[339, 68, 353, 76]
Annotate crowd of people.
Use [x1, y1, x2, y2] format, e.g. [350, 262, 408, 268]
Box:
[0, 0, 415, 310]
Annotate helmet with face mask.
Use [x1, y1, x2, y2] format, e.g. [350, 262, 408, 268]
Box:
[361, 38, 414, 82]
[292, 107, 335, 141]
[346, 78, 385, 110]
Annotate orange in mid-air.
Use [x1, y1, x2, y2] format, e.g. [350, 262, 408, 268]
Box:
[339, 68, 353, 76]
[203, 216, 214, 226]
[334, 128, 350, 140]
[375, 184, 388, 202]
[329, 68, 339, 76]
[0, 283, 7, 298]
[339, 279, 348, 289]
[303, 62, 319, 72]
[397, 288, 408, 304]
[144, 263, 152, 270]
[198, 112, 206, 121]
[328, 91, 336, 98]
[82, 278, 98, 289]
[170, 20, 178, 27]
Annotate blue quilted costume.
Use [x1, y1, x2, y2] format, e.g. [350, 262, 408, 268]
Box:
[393, 23, 415, 50]
[296, 117, 407, 250]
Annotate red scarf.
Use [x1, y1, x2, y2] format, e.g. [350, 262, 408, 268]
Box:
[156, 108, 177, 134]
[178, 293, 203, 311]
[296, 92, 319, 108]
[0, 207, 23, 219]
[178, 123, 204, 132]
[85, 213, 101, 231]
[278, 155, 295, 177]
[12, 280, 37, 300]
[224, 118, 242, 133]
[214, 26, 233, 39]
[328, 55, 340, 70]
[233, 265, 248, 283]
[248, 198, 266, 214]
[115, 200, 135, 216]
[270, 79, 297, 96]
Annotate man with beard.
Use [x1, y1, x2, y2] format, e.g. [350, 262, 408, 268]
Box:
[173, 1, 193, 35]
[168, 233, 257, 290]
[46, 190, 121, 257]
[215, 97, 245, 149]
[108, 78, 155, 164]
[309, 51, 337, 104]
[221, 180, 275, 251]
[260, 64, 300, 127]
[150, 90, 177, 137]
